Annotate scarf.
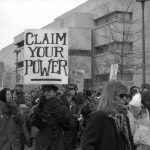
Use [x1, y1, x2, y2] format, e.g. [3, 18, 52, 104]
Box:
[108, 103, 132, 150]
[0, 100, 11, 115]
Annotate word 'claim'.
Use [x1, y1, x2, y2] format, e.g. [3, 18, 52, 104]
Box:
[25, 32, 67, 45]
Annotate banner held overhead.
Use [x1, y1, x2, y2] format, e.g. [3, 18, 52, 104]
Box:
[70, 70, 85, 92]
[24, 29, 68, 84]
[109, 64, 118, 81]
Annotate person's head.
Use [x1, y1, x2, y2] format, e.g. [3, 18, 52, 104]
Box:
[0, 88, 12, 104]
[24, 92, 30, 101]
[41, 84, 58, 100]
[97, 80, 128, 111]
[65, 84, 76, 96]
[130, 86, 140, 97]
[15, 84, 23, 94]
[142, 91, 150, 110]
[96, 90, 102, 97]
[73, 84, 78, 94]
[31, 89, 39, 99]
[86, 90, 93, 97]
[141, 83, 150, 92]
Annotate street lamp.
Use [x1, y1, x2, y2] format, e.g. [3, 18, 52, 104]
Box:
[136, 0, 150, 85]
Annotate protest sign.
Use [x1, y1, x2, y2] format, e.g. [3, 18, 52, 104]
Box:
[109, 64, 118, 81]
[69, 56, 91, 79]
[0, 62, 4, 88]
[70, 70, 85, 92]
[24, 29, 68, 84]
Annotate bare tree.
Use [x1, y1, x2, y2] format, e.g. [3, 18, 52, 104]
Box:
[93, 0, 144, 81]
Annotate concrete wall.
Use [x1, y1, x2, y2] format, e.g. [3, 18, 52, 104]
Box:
[14, 32, 24, 45]
[63, 13, 94, 28]
[69, 27, 92, 50]
[0, 44, 16, 89]
[93, 22, 132, 47]
[0, 44, 15, 68]
[44, 13, 94, 51]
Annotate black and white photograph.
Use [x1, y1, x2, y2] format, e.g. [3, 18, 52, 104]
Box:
[0, 0, 150, 150]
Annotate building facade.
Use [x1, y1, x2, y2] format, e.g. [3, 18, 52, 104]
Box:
[0, 44, 16, 89]
[1, 0, 150, 89]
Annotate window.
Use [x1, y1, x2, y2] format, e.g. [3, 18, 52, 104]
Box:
[95, 74, 109, 83]
[117, 12, 132, 22]
[84, 79, 92, 90]
[17, 61, 23, 68]
[16, 40, 24, 48]
[95, 42, 133, 55]
[95, 46, 106, 54]
[115, 42, 133, 52]
[95, 11, 133, 27]
[95, 73, 132, 84]
[118, 72, 133, 81]
[69, 50, 91, 56]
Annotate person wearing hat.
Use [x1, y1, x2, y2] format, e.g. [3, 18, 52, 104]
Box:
[13, 84, 26, 106]
[30, 84, 74, 150]
[29, 89, 40, 106]
[61, 84, 81, 150]
[61, 84, 78, 110]
[141, 83, 150, 92]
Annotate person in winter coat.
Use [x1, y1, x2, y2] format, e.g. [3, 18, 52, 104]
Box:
[129, 86, 142, 117]
[0, 88, 21, 150]
[133, 91, 150, 150]
[141, 83, 150, 92]
[61, 84, 80, 150]
[13, 84, 26, 106]
[82, 80, 136, 150]
[30, 84, 75, 150]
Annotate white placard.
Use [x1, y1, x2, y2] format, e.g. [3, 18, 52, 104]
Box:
[70, 70, 85, 92]
[69, 56, 91, 79]
[24, 29, 68, 84]
[109, 64, 118, 81]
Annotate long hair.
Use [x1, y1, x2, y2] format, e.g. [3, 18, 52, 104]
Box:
[97, 80, 128, 112]
[0, 88, 11, 103]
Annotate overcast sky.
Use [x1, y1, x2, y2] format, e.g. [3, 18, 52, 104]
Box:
[0, 0, 88, 50]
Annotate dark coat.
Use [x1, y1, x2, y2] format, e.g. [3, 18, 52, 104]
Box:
[61, 94, 78, 150]
[14, 92, 26, 106]
[82, 111, 136, 150]
[32, 96, 75, 150]
[0, 101, 20, 150]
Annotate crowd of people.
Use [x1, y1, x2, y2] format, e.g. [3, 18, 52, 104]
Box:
[0, 81, 150, 150]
